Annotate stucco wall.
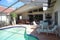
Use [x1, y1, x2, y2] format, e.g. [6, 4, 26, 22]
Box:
[22, 12, 29, 20]
[53, 0, 60, 36]
[0, 12, 10, 26]
[22, 11, 52, 20]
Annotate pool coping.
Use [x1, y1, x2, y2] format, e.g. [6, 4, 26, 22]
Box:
[0, 25, 26, 30]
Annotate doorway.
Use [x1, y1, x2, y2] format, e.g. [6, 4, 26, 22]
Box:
[55, 11, 58, 25]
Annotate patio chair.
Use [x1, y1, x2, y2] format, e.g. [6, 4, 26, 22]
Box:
[36, 21, 48, 33]
[36, 25, 57, 36]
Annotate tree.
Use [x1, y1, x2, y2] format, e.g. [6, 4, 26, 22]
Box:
[10, 13, 17, 25]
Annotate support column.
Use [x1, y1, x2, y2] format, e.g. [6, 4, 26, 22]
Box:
[43, 11, 45, 20]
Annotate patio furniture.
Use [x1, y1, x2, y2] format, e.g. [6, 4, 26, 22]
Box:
[36, 20, 58, 36]
[36, 24, 57, 36]
[36, 21, 48, 33]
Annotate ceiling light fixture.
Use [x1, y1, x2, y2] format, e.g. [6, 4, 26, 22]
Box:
[43, 3, 48, 11]
[43, 6, 48, 11]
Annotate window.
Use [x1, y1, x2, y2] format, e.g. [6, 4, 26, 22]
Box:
[28, 11, 32, 13]
[19, 16, 22, 19]
[0, 16, 7, 21]
[33, 9, 38, 12]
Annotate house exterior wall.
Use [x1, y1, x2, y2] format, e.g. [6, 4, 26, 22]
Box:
[22, 11, 52, 20]
[0, 12, 10, 26]
[53, 0, 60, 36]
[22, 12, 29, 20]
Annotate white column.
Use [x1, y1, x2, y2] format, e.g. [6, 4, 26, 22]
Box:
[43, 11, 45, 20]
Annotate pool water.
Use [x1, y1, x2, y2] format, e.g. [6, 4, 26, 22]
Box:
[0, 27, 38, 40]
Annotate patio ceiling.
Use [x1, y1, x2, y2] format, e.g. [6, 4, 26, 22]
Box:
[12, 0, 48, 14]
[13, 0, 57, 14]
[0, 0, 56, 14]
[12, 4, 42, 14]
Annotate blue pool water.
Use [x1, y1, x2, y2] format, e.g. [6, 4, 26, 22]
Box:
[0, 26, 39, 40]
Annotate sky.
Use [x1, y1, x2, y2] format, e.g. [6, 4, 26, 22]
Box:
[0, 0, 25, 9]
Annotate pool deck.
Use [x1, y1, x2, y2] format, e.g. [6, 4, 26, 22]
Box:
[0, 24, 60, 40]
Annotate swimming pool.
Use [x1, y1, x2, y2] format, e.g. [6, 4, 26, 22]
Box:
[0, 26, 39, 40]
